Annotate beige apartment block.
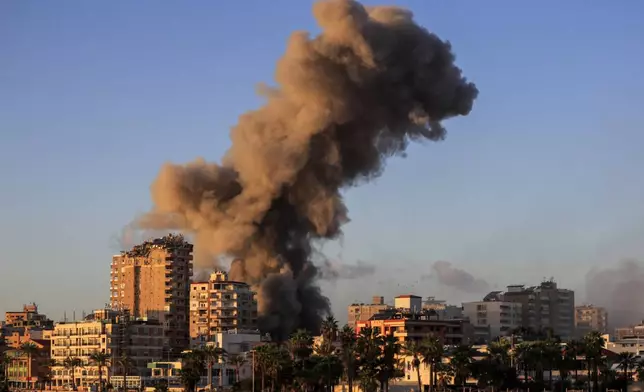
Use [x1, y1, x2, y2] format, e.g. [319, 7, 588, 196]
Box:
[49, 309, 165, 389]
[110, 234, 193, 354]
[575, 304, 608, 336]
[189, 270, 258, 347]
[347, 295, 392, 330]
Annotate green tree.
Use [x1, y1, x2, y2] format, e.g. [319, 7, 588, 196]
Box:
[63, 356, 82, 391]
[403, 340, 423, 392]
[202, 345, 226, 391]
[0, 352, 11, 392]
[227, 354, 246, 386]
[449, 345, 476, 387]
[418, 336, 443, 391]
[89, 351, 110, 392]
[116, 353, 135, 391]
[339, 325, 357, 392]
[378, 333, 401, 392]
[583, 331, 605, 392]
[19, 342, 40, 389]
[354, 327, 382, 392]
[617, 351, 637, 389]
[180, 350, 205, 392]
[153, 379, 168, 392]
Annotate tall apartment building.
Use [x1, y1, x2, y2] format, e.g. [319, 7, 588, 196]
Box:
[501, 280, 575, 340]
[575, 304, 608, 336]
[463, 297, 523, 341]
[347, 296, 392, 330]
[189, 271, 258, 347]
[110, 234, 193, 353]
[50, 309, 165, 389]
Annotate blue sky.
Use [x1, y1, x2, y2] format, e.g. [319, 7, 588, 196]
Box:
[1, 0, 644, 323]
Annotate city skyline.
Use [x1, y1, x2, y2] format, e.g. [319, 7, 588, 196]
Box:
[2, 0, 644, 324]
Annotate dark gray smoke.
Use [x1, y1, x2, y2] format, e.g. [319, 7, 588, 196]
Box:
[318, 260, 376, 280]
[428, 261, 490, 293]
[138, 0, 478, 340]
[585, 259, 644, 329]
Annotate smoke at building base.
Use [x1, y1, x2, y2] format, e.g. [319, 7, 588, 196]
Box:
[585, 259, 644, 329]
[137, 0, 478, 340]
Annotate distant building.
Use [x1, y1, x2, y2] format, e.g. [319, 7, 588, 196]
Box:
[49, 309, 165, 390]
[347, 295, 393, 330]
[355, 309, 473, 346]
[2, 304, 54, 350]
[5, 304, 54, 329]
[603, 333, 644, 355]
[5, 338, 51, 390]
[189, 270, 258, 347]
[500, 280, 575, 340]
[462, 298, 522, 342]
[575, 305, 608, 337]
[394, 295, 423, 313]
[423, 297, 464, 320]
[615, 321, 644, 340]
[110, 234, 193, 354]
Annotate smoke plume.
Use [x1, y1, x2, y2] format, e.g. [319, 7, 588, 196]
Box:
[585, 259, 644, 328]
[138, 0, 478, 340]
[428, 261, 490, 293]
[318, 260, 376, 280]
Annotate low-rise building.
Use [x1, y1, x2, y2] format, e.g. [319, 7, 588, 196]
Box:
[5, 304, 54, 330]
[615, 321, 644, 340]
[423, 297, 464, 320]
[355, 309, 472, 345]
[347, 296, 393, 330]
[5, 338, 51, 390]
[49, 309, 165, 389]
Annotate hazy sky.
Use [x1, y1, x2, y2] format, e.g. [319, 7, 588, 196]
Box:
[2, 0, 644, 325]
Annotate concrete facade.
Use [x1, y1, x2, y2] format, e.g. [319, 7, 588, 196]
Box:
[462, 300, 522, 341]
[110, 234, 193, 354]
[189, 270, 258, 347]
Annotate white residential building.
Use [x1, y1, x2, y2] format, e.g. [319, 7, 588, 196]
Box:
[463, 300, 522, 340]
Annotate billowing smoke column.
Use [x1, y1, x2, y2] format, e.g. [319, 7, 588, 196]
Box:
[139, 0, 478, 340]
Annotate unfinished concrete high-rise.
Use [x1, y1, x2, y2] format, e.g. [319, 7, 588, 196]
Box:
[110, 234, 193, 354]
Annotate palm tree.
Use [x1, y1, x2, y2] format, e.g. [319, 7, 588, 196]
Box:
[418, 336, 443, 391]
[583, 331, 605, 392]
[404, 340, 423, 392]
[1, 352, 11, 392]
[19, 342, 40, 389]
[339, 325, 357, 392]
[89, 351, 110, 392]
[289, 329, 314, 362]
[566, 340, 583, 386]
[202, 345, 226, 391]
[226, 354, 246, 385]
[449, 344, 476, 387]
[321, 315, 339, 343]
[617, 351, 637, 389]
[116, 353, 135, 391]
[254, 344, 274, 392]
[180, 350, 205, 392]
[354, 328, 382, 392]
[378, 333, 401, 392]
[63, 356, 82, 391]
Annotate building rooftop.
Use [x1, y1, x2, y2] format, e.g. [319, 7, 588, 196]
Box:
[121, 233, 193, 257]
[395, 295, 421, 299]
